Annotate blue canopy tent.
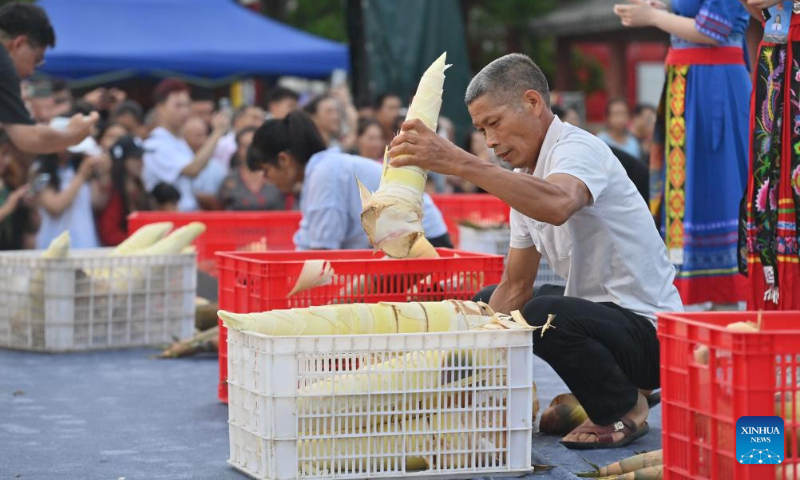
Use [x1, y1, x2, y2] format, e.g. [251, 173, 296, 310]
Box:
[37, 0, 349, 85]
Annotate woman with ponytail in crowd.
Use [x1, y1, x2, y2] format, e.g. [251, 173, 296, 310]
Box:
[247, 110, 451, 250]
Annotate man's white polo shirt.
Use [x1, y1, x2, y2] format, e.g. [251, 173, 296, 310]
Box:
[509, 116, 683, 322]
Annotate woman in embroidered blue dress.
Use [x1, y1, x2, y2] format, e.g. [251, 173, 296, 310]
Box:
[615, 0, 751, 305]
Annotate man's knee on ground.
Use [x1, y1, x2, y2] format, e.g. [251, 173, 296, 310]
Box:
[472, 284, 497, 303]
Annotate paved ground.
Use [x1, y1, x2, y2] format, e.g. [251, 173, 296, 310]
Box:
[0, 349, 661, 480]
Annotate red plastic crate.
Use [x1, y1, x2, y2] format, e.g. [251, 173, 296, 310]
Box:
[127, 211, 301, 277]
[430, 194, 510, 247]
[658, 311, 800, 480]
[216, 248, 504, 403]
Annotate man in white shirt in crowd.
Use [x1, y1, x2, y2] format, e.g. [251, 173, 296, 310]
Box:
[143, 79, 229, 211]
[389, 53, 683, 450]
[182, 116, 228, 210]
[209, 104, 265, 170]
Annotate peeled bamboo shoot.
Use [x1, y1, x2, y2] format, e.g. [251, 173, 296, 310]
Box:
[293, 309, 530, 436]
[298, 394, 508, 474]
[694, 320, 761, 366]
[112, 222, 173, 255]
[136, 222, 205, 256]
[90, 222, 205, 292]
[31, 231, 70, 296]
[218, 299, 494, 336]
[359, 53, 449, 258]
[41, 231, 70, 259]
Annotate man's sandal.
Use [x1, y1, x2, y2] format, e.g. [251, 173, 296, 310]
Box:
[559, 416, 650, 450]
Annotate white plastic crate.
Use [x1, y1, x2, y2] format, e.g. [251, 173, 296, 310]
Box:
[0, 249, 196, 352]
[458, 225, 511, 258]
[227, 328, 534, 480]
[457, 225, 565, 289]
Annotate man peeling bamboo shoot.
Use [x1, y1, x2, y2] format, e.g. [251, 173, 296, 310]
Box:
[387, 53, 683, 450]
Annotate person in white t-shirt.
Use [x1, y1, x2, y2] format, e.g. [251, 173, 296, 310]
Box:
[388, 53, 683, 451]
[142, 79, 229, 212]
[182, 116, 227, 210]
[209, 104, 265, 170]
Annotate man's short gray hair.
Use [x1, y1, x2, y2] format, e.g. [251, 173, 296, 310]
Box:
[465, 53, 550, 108]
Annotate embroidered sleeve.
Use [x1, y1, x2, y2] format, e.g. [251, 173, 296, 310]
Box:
[695, 0, 735, 42]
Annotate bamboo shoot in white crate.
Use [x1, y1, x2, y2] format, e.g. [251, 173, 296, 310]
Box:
[18, 232, 71, 334]
[297, 344, 510, 435]
[359, 53, 449, 259]
[89, 222, 205, 292]
[112, 222, 173, 256]
[29, 230, 71, 299]
[299, 408, 507, 474]
[294, 311, 533, 474]
[136, 222, 205, 256]
[218, 299, 493, 336]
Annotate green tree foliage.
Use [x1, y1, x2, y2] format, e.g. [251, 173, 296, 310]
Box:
[260, 0, 347, 43]
[261, 0, 560, 77]
[462, 0, 558, 76]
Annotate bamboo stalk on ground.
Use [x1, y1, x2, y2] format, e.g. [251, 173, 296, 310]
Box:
[195, 300, 220, 331]
[579, 450, 663, 478]
[540, 393, 588, 435]
[594, 465, 663, 480]
[158, 326, 218, 358]
[359, 53, 449, 259]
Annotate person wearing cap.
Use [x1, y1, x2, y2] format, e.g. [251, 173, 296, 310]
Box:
[32, 132, 109, 249]
[96, 136, 151, 246]
[0, 3, 98, 154]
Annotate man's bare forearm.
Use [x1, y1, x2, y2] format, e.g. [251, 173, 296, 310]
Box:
[5, 124, 75, 154]
[488, 280, 533, 314]
[182, 131, 224, 178]
[454, 152, 580, 225]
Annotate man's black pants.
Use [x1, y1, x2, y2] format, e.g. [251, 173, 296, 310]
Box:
[473, 284, 660, 425]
